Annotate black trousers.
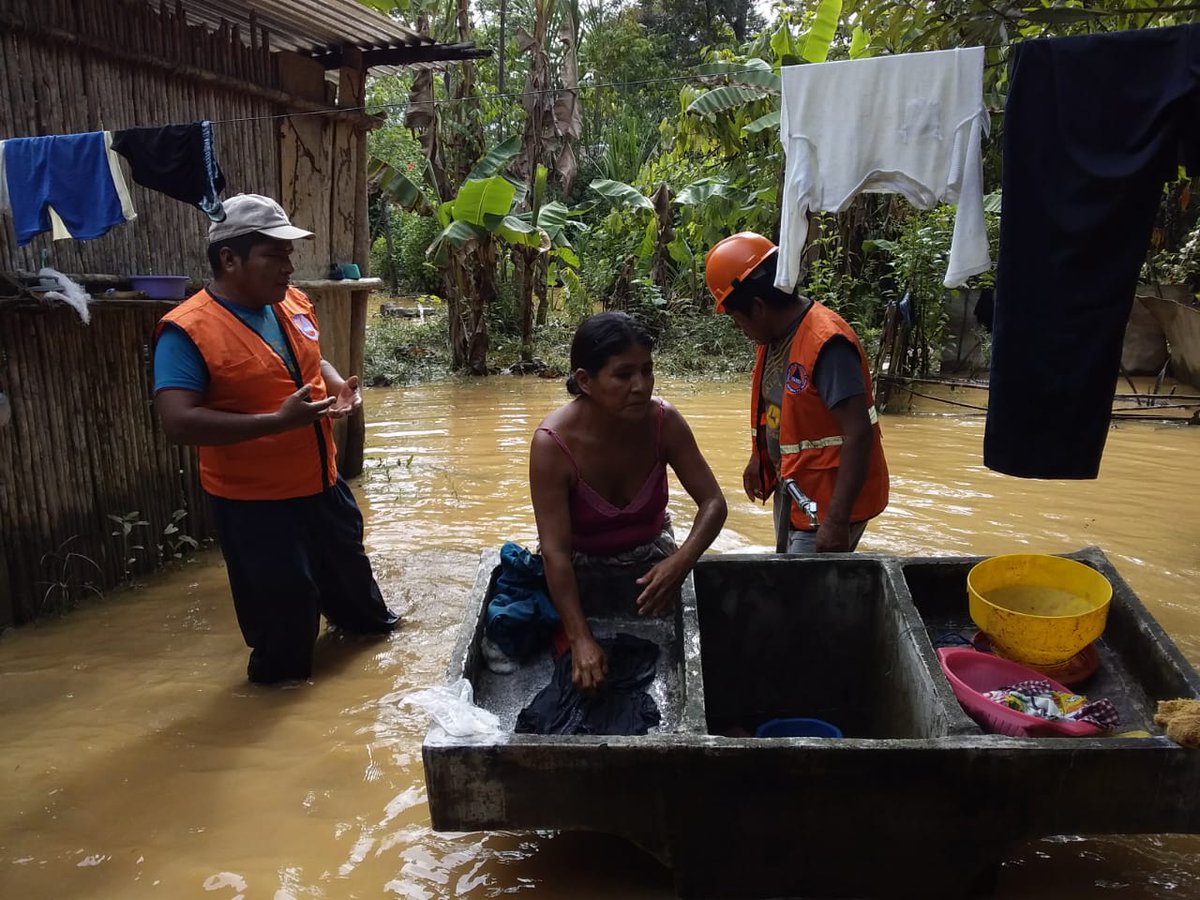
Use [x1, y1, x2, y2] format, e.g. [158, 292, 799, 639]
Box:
[208, 477, 398, 684]
[985, 25, 1200, 478]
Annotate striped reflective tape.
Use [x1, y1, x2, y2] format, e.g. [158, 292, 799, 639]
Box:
[780, 406, 879, 455]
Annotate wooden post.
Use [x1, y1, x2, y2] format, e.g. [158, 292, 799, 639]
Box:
[332, 46, 368, 478]
[0, 546, 11, 631]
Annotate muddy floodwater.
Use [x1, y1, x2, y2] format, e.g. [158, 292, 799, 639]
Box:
[2, 377, 1198, 899]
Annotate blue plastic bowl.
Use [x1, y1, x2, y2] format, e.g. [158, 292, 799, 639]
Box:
[754, 717, 843, 739]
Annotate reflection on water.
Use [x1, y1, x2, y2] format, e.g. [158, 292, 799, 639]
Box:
[1, 377, 1198, 898]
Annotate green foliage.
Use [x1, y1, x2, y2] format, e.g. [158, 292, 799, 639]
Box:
[803, 213, 883, 338]
[1142, 178, 1200, 295]
[577, 204, 644, 303]
[38, 537, 102, 617]
[108, 510, 149, 580]
[372, 210, 442, 295]
[487, 279, 523, 337]
[1145, 223, 1200, 295]
[636, 0, 764, 68]
[158, 509, 200, 563]
[364, 304, 454, 385]
[863, 198, 1000, 373]
[352, 0, 1200, 383]
[589, 178, 654, 210]
[656, 310, 756, 376]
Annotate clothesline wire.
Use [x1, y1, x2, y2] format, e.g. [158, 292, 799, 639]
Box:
[208, 67, 785, 124]
[206, 23, 1180, 128]
[213, 43, 1019, 126]
[20, 20, 1200, 132]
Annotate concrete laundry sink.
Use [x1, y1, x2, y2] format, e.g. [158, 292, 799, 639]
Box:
[421, 547, 1200, 899]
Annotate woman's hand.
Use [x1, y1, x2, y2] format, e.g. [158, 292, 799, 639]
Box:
[635, 554, 689, 617]
[571, 634, 608, 692]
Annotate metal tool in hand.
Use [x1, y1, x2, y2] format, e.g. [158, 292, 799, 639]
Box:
[783, 478, 819, 528]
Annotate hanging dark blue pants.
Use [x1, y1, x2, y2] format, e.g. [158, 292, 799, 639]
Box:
[208, 477, 398, 684]
[985, 25, 1200, 478]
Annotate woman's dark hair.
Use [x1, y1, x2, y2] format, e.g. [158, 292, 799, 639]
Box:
[566, 311, 655, 395]
[206, 231, 274, 277]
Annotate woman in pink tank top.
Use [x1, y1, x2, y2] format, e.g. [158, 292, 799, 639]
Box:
[530, 312, 727, 692]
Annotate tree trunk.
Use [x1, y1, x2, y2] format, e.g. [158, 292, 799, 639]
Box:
[517, 247, 536, 362]
[467, 239, 496, 375]
[444, 248, 470, 369]
[534, 255, 550, 326]
[380, 200, 397, 295]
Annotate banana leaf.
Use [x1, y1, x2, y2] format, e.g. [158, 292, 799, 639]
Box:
[589, 179, 653, 210]
[453, 177, 517, 226]
[849, 25, 871, 60]
[537, 201, 569, 240]
[743, 110, 781, 135]
[466, 136, 523, 181]
[801, 0, 843, 64]
[687, 84, 769, 117]
[497, 216, 549, 250]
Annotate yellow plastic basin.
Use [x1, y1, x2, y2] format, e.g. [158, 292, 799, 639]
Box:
[967, 554, 1112, 667]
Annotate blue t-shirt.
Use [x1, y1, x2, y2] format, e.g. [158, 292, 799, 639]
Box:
[154, 291, 300, 393]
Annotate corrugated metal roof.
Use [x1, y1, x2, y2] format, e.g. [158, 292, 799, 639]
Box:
[171, 0, 429, 56]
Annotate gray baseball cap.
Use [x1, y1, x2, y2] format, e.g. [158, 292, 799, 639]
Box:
[207, 193, 315, 244]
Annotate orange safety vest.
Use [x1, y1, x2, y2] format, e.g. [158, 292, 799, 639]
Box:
[749, 302, 889, 531]
[155, 286, 337, 500]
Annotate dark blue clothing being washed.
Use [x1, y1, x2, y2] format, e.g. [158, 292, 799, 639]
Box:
[485, 542, 560, 660]
[515, 633, 661, 736]
[4, 132, 127, 246]
[985, 25, 1200, 478]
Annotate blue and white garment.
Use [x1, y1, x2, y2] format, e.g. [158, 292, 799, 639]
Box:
[0, 131, 136, 246]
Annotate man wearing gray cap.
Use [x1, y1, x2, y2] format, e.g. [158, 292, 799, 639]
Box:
[153, 193, 399, 685]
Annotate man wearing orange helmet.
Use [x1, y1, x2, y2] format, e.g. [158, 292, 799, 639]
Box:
[706, 232, 889, 553]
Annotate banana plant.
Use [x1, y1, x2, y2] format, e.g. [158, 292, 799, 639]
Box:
[426, 167, 552, 374]
[685, 0, 865, 140]
[590, 178, 677, 302]
[369, 155, 438, 215]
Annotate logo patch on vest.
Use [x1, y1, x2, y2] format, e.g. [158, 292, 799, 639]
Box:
[785, 362, 809, 394]
[292, 313, 319, 341]
[765, 403, 781, 431]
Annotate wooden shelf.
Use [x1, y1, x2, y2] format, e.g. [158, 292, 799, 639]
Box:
[292, 278, 382, 291]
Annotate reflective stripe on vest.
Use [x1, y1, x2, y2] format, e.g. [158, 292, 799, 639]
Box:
[779, 406, 879, 455]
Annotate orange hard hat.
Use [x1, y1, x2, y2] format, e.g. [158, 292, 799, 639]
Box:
[704, 231, 778, 313]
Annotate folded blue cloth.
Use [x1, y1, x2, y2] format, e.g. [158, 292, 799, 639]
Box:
[485, 542, 560, 661]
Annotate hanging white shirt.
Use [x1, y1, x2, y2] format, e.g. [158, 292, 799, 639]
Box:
[776, 47, 990, 292]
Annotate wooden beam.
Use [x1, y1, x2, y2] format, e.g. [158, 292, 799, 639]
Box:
[317, 42, 492, 70]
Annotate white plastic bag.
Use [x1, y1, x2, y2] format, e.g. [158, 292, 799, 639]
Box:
[401, 678, 503, 743]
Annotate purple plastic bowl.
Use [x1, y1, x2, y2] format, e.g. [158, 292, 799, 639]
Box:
[130, 275, 189, 300]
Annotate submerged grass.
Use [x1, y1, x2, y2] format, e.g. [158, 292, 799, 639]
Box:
[363, 299, 756, 387]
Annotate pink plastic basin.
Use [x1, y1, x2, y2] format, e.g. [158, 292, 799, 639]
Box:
[936, 647, 1104, 738]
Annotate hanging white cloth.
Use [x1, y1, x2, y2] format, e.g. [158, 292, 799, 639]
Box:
[776, 47, 991, 292]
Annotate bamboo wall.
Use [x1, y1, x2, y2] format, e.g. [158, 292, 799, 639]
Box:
[0, 0, 373, 627]
[0, 0, 280, 279]
[0, 301, 209, 627]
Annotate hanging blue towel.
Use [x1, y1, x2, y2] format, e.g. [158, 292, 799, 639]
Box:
[485, 542, 560, 661]
[3, 132, 134, 246]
